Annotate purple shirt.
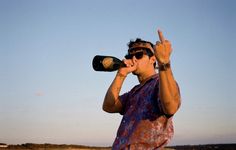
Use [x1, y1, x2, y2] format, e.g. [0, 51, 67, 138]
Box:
[112, 74, 176, 150]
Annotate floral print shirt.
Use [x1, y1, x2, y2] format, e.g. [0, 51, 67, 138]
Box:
[112, 74, 177, 150]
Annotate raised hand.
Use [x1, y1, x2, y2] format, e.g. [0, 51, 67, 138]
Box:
[154, 29, 172, 64]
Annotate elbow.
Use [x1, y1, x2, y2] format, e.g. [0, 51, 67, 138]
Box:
[102, 103, 114, 113]
[102, 104, 110, 113]
[103, 106, 109, 113]
[164, 107, 178, 116]
[163, 99, 181, 116]
[102, 99, 121, 113]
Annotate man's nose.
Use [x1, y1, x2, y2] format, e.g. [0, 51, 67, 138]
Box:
[132, 56, 137, 62]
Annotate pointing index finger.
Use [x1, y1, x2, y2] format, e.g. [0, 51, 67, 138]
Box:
[158, 29, 165, 43]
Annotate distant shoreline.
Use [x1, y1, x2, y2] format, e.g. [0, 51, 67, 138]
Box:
[0, 143, 111, 150]
[0, 143, 236, 150]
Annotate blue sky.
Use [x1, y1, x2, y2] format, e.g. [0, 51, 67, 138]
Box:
[0, 0, 235, 146]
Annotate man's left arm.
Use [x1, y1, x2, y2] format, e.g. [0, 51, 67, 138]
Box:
[158, 64, 180, 116]
[154, 30, 181, 116]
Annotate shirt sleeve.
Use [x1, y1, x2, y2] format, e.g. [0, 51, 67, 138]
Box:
[118, 92, 129, 115]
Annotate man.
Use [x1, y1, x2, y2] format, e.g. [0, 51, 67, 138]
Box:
[102, 29, 181, 150]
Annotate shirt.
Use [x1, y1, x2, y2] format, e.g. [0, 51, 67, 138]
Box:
[112, 74, 175, 150]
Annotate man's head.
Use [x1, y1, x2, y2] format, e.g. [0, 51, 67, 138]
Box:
[127, 38, 154, 54]
[124, 38, 157, 75]
[126, 38, 156, 66]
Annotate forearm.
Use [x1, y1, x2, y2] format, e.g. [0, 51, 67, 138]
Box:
[103, 73, 126, 112]
[159, 65, 180, 115]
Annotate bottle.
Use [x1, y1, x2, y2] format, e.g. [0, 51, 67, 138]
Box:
[92, 55, 126, 72]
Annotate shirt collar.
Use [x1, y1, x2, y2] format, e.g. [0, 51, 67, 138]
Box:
[133, 73, 159, 92]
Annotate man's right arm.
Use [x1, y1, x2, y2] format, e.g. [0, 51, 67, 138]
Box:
[102, 58, 137, 113]
[102, 73, 126, 113]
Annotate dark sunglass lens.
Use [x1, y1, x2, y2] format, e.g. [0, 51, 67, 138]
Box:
[135, 52, 144, 59]
[125, 54, 132, 59]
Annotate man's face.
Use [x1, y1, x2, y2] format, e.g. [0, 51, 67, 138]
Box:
[125, 49, 155, 75]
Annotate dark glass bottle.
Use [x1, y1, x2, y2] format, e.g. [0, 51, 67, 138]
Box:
[92, 55, 126, 72]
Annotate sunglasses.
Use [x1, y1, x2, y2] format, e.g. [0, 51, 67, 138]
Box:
[125, 49, 150, 60]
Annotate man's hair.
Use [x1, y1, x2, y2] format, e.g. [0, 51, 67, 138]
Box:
[128, 38, 154, 49]
[127, 38, 156, 68]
